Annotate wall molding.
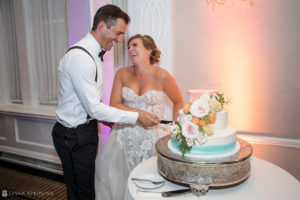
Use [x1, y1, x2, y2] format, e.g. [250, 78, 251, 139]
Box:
[0, 145, 60, 164]
[238, 133, 300, 148]
[14, 118, 55, 149]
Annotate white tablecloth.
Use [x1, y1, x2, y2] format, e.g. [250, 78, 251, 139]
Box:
[127, 156, 300, 200]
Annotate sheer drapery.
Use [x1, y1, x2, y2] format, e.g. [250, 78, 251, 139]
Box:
[24, 0, 68, 105]
[0, 0, 23, 103]
[112, 0, 130, 73]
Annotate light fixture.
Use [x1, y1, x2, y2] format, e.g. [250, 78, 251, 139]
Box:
[207, 0, 255, 9]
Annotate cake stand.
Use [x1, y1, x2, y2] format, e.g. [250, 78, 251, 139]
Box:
[155, 136, 253, 197]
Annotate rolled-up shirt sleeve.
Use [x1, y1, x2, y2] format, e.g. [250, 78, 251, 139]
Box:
[67, 54, 138, 124]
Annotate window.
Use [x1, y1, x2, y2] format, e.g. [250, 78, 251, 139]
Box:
[0, 0, 68, 107]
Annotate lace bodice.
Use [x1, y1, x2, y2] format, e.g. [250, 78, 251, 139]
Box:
[122, 87, 164, 117]
[113, 87, 168, 170]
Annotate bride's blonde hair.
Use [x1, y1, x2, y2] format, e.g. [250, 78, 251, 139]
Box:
[128, 34, 161, 64]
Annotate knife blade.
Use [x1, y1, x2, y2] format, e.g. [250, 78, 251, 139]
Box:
[162, 188, 191, 197]
[160, 120, 175, 124]
[137, 188, 191, 197]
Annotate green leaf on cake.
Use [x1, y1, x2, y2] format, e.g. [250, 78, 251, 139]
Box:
[174, 122, 193, 158]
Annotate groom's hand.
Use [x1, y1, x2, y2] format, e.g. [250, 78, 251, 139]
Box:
[137, 110, 160, 127]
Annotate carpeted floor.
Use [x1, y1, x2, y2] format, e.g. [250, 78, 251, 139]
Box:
[0, 166, 66, 200]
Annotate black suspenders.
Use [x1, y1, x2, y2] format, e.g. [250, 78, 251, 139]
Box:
[67, 46, 98, 82]
[67, 46, 98, 120]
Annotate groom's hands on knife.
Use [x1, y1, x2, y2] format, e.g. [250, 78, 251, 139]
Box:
[137, 110, 160, 127]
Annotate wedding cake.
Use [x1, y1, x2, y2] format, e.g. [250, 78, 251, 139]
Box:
[168, 89, 240, 159]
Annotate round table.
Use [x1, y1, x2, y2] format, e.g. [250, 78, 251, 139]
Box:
[127, 156, 300, 200]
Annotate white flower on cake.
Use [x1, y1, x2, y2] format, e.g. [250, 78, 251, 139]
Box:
[203, 124, 214, 135]
[190, 94, 210, 118]
[178, 110, 192, 125]
[195, 134, 208, 145]
[170, 124, 181, 135]
[209, 95, 223, 113]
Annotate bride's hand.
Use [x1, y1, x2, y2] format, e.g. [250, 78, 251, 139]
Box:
[137, 110, 160, 127]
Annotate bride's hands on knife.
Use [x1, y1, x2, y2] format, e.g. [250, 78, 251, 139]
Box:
[137, 110, 160, 127]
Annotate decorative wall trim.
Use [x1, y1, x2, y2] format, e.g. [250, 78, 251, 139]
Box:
[0, 156, 62, 175]
[0, 145, 60, 164]
[238, 133, 300, 148]
[14, 118, 55, 150]
[0, 105, 56, 120]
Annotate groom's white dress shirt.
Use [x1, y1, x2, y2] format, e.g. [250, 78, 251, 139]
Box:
[56, 33, 138, 128]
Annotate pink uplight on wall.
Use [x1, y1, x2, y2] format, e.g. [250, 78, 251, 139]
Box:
[93, 0, 114, 146]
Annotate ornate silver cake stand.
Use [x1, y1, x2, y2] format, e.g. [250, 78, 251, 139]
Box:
[155, 136, 253, 197]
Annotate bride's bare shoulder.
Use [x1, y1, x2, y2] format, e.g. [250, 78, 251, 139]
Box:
[115, 66, 132, 76]
[154, 66, 170, 79]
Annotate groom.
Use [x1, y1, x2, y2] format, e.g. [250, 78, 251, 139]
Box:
[52, 4, 160, 200]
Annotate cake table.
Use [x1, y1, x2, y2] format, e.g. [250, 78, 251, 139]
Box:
[127, 156, 300, 200]
[155, 135, 252, 196]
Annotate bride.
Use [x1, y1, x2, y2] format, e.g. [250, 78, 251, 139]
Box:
[95, 34, 183, 200]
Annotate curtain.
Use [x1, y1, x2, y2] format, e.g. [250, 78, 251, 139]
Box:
[112, 0, 130, 73]
[0, 0, 23, 103]
[24, 0, 68, 105]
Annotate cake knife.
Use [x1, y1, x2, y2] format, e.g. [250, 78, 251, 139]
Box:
[136, 188, 191, 197]
[160, 120, 175, 124]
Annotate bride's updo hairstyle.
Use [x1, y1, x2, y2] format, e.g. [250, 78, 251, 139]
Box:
[128, 34, 161, 65]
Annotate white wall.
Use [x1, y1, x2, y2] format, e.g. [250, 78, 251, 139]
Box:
[171, 0, 300, 180]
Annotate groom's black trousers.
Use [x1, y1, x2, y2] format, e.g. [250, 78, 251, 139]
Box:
[52, 120, 98, 200]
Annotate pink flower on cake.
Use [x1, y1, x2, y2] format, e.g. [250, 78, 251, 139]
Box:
[182, 122, 199, 139]
[190, 94, 210, 118]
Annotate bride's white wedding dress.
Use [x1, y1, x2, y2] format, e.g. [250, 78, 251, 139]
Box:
[95, 87, 169, 200]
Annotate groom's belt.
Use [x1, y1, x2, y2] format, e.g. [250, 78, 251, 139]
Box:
[58, 118, 96, 130]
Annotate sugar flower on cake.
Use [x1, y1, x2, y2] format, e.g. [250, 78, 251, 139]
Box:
[190, 94, 210, 118]
[181, 122, 199, 140]
[178, 110, 193, 125]
[202, 124, 214, 135]
[209, 95, 223, 113]
[170, 124, 181, 135]
[195, 133, 208, 145]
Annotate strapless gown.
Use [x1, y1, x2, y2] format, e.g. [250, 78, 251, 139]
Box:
[95, 87, 169, 200]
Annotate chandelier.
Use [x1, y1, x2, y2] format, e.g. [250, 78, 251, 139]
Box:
[207, 0, 255, 9]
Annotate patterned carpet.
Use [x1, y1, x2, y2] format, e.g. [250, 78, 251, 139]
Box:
[0, 167, 66, 200]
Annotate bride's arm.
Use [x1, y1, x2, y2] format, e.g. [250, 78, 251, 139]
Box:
[160, 69, 184, 121]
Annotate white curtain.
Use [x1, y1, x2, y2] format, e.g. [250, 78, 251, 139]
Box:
[23, 0, 68, 105]
[0, 0, 23, 103]
[112, 0, 130, 73]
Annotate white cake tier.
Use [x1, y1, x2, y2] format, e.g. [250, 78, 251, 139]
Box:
[211, 110, 227, 131]
[169, 126, 239, 159]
